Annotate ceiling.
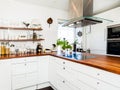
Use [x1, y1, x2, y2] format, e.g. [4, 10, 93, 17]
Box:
[17, 0, 120, 15]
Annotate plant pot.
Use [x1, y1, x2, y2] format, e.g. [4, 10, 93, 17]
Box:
[57, 46, 61, 55]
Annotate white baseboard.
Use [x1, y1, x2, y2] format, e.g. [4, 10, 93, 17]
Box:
[36, 82, 51, 89]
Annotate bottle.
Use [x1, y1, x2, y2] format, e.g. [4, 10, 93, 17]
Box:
[0, 43, 1, 55]
[1, 42, 5, 55]
[33, 32, 37, 40]
[6, 42, 10, 55]
[10, 44, 15, 55]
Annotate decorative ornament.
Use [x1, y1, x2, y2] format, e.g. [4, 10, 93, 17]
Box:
[77, 31, 82, 37]
[47, 17, 53, 28]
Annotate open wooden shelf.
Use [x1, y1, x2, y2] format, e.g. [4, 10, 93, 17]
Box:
[0, 26, 42, 31]
[0, 39, 44, 42]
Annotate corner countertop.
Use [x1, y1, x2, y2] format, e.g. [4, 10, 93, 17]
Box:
[0, 52, 120, 75]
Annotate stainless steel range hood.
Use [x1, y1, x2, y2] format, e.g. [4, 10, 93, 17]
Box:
[62, 0, 102, 27]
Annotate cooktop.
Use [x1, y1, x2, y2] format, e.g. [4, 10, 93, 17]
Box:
[60, 52, 96, 60]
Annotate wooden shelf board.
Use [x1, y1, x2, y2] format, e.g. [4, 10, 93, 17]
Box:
[0, 39, 44, 42]
[0, 26, 42, 31]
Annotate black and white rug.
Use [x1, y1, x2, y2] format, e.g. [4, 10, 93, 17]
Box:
[37, 86, 54, 90]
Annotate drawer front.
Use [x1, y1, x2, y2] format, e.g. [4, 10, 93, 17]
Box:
[26, 57, 38, 62]
[77, 72, 98, 89]
[11, 58, 26, 64]
[97, 80, 120, 90]
[12, 63, 26, 75]
[52, 57, 66, 66]
[98, 69, 120, 88]
[12, 74, 26, 89]
[56, 74, 80, 90]
[26, 73, 38, 86]
[26, 62, 38, 73]
[65, 60, 100, 78]
[75, 79, 97, 90]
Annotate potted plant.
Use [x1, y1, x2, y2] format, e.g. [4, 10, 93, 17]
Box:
[56, 38, 72, 55]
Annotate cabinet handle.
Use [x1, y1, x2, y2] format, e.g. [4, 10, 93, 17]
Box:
[63, 81, 65, 83]
[97, 82, 100, 85]
[63, 67, 65, 70]
[25, 63, 26, 66]
[97, 73, 100, 76]
[63, 62, 65, 64]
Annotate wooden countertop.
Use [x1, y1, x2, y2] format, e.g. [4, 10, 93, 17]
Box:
[0, 52, 120, 75]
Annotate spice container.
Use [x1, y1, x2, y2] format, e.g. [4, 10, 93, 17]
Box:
[1, 42, 6, 55]
[33, 32, 37, 40]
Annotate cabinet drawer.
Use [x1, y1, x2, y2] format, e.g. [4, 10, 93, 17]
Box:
[97, 80, 120, 90]
[12, 63, 26, 75]
[26, 62, 38, 73]
[77, 72, 98, 89]
[56, 74, 80, 90]
[66, 61, 100, 78]
[26, 57, 38, 62]
[75, 79, 97, 90]
[98, 69, 120, 88]
[26, 73, 38, 86]
[52, 57, 66, 66]
[60, 66, 78, 82]
[11, 58, 26, 64]
[12, 74, 26, 89]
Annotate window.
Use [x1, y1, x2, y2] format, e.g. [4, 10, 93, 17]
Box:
[57, 24, 75, 44]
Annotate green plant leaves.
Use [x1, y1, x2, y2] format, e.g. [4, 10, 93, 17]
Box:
[56, 39, 72, 50]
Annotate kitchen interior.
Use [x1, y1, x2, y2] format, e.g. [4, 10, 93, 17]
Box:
[0, 0, 120, 90]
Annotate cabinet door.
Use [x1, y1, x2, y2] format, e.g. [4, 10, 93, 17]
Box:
[49, 57, 58, 87]
[26, 58, 38, 87]
[38, 56, 49, 84]
[0, 60, 11, 90]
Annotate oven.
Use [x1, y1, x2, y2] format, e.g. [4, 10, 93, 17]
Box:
[107, 40, 120, 55]
[107, 24, 120, 39]
[107, 24, 120, 55]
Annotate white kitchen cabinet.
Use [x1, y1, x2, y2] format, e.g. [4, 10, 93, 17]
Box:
[49, 56, 120, 90]
[0, 60, 11, 90]
[68, 59, 120, 90]
[49, 56, 81, 90]
[12, 57, 38, 90]
[48, 56, 58, 87]
[38, 56, 49, 84]
[10, 56, 120, 90]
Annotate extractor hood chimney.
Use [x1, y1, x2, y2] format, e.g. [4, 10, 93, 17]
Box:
[62, 0, 102, 27]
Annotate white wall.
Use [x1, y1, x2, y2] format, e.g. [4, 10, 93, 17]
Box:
[86, 7, 120, 55]
[0, 0, 68, 50]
